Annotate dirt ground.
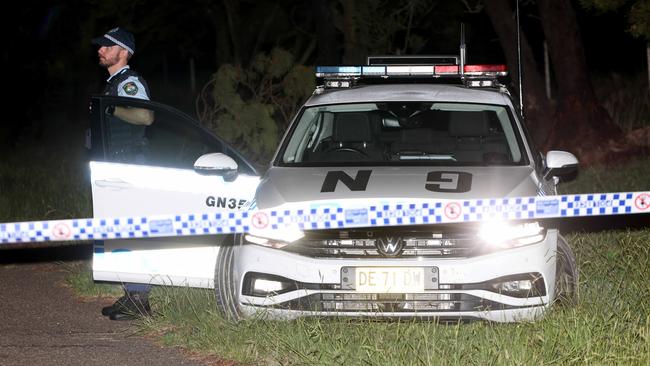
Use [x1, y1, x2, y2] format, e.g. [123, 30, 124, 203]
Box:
[0, 244, 204, 366]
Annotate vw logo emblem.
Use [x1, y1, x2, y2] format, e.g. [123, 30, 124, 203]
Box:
[375, 236, 405, 257]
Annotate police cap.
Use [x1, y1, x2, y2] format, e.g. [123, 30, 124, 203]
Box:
[92, 27, 135, 55]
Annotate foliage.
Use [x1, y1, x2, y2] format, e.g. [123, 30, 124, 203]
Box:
[592, 73, 650, 131]
[331, 0, 441, 61]
[197, 48, 314, 165]
[628, 0, 650, 38]
[579, 0, 628, 12]
[580, 0, 650, 39]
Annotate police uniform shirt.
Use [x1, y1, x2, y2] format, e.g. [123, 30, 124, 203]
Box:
[104, 66, 150, 100]
[103, 65, 151, 161]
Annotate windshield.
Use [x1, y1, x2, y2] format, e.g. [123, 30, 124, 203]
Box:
[279, 102, 526, 166]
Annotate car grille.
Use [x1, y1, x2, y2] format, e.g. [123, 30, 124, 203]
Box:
[281, 226, 481, 258]
[242, 272, 546, 315]
[268, 293, 523, 313]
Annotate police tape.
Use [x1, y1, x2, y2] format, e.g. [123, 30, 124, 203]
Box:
[1, 191, 649, 246]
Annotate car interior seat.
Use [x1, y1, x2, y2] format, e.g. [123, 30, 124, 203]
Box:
[314, 112, 385, 161]
[449, 111, 489, 162]
[392, 110, 455, 156]
[449, 111, 509, 163]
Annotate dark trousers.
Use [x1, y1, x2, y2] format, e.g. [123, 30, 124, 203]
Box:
[125, 282, 152, 294]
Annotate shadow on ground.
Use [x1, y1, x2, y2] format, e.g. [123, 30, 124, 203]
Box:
[0, 242, 92, 264]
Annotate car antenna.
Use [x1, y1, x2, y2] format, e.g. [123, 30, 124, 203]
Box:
[515, 0, 524, 119]
[459, 23, 466, 78]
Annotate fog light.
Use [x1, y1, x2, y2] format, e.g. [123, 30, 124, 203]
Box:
[496, 280, 533, 293]
[244, 273, 299, 297]
[253, 279, 284, 293]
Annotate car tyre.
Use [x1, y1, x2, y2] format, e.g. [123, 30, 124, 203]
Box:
[554, 235, 578, 306]
[214, 234, 243, 322]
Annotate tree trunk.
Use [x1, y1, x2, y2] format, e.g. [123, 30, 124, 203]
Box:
[484, 0, 553, 148]
[341, 0, 366, 64]
[537, 0, 623, 165]
[312, 0, 340, 65]
[222, 0, 260, 66]
[207, 3, 233, 66]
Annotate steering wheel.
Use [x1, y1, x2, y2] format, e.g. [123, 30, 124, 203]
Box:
[329, 147, 368, 157]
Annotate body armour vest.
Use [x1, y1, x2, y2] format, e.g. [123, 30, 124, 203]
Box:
[103, 68, 151, 162]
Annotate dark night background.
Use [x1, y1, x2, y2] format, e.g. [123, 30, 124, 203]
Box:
[1, 0, 648, 172]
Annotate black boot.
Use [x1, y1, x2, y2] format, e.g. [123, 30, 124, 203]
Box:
[102, 295, 128, 316]
[102, 292, 151, 320]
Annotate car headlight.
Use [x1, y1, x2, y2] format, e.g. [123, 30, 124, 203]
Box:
[477, 221, 545, 249]
[244, 226, 304, 249]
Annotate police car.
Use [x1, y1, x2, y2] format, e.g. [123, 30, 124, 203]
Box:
[88, 55, 579, 323]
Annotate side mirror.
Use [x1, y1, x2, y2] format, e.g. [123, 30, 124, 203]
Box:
[543, 150, 579, 180]
[193, 153, 239, 182]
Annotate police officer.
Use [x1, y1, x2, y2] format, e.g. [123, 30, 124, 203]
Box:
[92, 27, 153, 320]
[94, 27, 153, 163]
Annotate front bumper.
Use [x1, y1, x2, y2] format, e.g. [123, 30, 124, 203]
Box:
[234, 230, 558, 322]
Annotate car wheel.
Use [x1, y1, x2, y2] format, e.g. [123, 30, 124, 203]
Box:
[554, 235, 578, 306]
[214, 234, 243, 321]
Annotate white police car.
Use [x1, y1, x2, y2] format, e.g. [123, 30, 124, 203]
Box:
[89, 55, 579, 323]
[210, 56, 580, 322]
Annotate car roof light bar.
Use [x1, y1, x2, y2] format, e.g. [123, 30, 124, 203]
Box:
[315, 64, 508, 87]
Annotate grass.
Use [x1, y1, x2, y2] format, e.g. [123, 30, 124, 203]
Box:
[62, 261, 123, 298]
[0, 128, 91, 223]
[132, 229, 649, 365]
[57, 159, 650, 365]
[558, 158, 650, 194]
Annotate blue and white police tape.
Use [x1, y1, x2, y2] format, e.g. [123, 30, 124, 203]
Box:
[1, 191, 649, 246]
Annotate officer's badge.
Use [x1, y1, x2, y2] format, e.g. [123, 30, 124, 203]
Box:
[123, 82, 138, 95]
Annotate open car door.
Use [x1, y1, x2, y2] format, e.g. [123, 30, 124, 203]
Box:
[87, 96, 260, 288]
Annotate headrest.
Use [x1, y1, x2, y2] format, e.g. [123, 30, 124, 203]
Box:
[449, 111, 489, 137]
[333, 113, 372, 142]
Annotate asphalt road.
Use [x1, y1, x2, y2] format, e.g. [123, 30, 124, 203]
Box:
[0, 244, 206, 366]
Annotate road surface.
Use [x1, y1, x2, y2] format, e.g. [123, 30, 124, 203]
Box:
[0, 244, 209, 366]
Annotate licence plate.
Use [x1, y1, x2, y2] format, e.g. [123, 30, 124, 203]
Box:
[354, 267, 425, 293]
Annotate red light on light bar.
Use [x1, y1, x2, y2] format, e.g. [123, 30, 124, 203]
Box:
[435, 64, 507, 75]
[434, 65, 459, 74]
[464, 64, 507, 72]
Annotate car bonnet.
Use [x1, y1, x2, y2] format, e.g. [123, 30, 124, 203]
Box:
[255, 165, 539, 209]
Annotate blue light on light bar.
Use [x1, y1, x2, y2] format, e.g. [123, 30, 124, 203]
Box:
[315, 66, 362, 77]
[362, 66, 386, 76]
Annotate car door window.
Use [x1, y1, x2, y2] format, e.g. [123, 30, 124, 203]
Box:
[92, 96, 256, 175]
[144, 112, 223, 168]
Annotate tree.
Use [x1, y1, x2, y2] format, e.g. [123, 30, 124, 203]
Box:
[484, 0, 643, 164]
[312, 0, 340, 65]
[197, 48, 314, 165]
[579, 0, 650, 92]
[484, 0, 554, 145]
[333, 0, 438, 63]
[537, 0, 625, 164]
